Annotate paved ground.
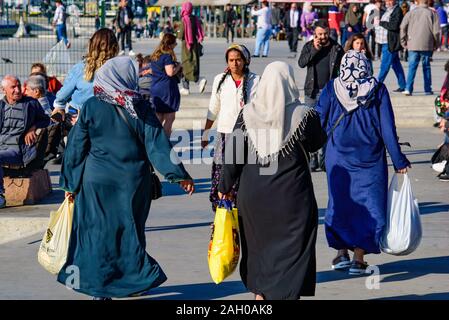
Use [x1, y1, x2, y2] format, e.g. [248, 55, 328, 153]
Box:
[0, 37, 448, 300]
[0, 126, 448, 300]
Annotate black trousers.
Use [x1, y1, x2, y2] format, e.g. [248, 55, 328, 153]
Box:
[225, 24, 234, 43]
[287, 28, 299, 52]
[118, 27, 132, 51]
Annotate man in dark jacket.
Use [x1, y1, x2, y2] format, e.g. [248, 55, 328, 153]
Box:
[298, 20, 343, 172]
[377, 0, 406, 92]
[0, 75, 50, 208]
[223, 4, 236, 43]
[115, 0, 135, 56]
[298, 20, 344, 107]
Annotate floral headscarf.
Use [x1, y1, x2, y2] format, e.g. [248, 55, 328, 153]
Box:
[93, 56, 143, 119]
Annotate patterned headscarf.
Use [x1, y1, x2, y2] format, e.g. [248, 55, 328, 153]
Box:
[93, 56, 143, 119]
[225, 43, 251, 66]
[333, 50, 378, 112]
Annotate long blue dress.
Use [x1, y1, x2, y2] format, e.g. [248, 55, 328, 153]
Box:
[57, 97, 191, 298]
[316, 81, 410, 254]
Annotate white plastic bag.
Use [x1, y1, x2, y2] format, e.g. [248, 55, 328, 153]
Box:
[43, 40, 71, 77]
[380, 173, 422, 255]
[37, 198, 74, 274]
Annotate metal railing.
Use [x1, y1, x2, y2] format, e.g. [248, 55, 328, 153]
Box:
[0, 4, 102, 81]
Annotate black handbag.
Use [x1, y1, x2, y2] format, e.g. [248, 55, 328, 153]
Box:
[113, 105, 163, 200]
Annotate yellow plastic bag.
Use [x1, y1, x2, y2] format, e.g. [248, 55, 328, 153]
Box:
[37, 197, 74, 275]
[208, 200, 240, 284]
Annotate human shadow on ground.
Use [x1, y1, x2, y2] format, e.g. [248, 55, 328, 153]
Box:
[375, 292, 449, 300]
[317, 256, 449, 284]
[418, 202, 449, 215]
[145, 221, 212, 233]
[135, 281, 248, 300]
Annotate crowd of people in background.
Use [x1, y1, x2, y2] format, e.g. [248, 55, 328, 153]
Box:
[2, 0, 449, 301]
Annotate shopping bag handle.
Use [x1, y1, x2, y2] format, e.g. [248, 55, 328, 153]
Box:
[218, 199, 233, 211]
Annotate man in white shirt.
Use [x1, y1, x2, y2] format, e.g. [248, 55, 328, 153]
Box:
[251, 1, 272, 57]
[363, 0, 377, 57]
[285, 3, 301, 56]
[52, 0, 70, 49]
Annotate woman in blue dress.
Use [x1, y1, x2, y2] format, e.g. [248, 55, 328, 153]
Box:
[58, 56, 195, 299]
[150, 33, 182, 137]
[316, 51, 410, 275]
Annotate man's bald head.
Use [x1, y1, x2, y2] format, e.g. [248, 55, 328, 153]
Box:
[1, 75, 22, 104]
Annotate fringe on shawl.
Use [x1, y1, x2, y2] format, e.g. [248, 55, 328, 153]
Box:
[238, 107, 317, 166]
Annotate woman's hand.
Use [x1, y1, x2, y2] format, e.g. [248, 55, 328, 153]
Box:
[65, 192, 76, 203]
[347, 27, 353, 33]
[51, 108, 65, 122]
[396, 166, 410, 174]
[218, 191, 234, 201]
[180, 180, 195, 195]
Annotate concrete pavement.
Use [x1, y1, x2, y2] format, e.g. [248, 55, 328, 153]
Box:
[0, 127, 448, 300]
[0, 37, 448, 300]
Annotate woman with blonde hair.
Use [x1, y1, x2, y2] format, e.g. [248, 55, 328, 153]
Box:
[150, 33, 183, 136]
[52, 28, 119, 121]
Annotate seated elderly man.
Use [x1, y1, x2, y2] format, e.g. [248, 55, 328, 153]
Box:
[0, 75, 50, 208]
[26, 74, 56, 116]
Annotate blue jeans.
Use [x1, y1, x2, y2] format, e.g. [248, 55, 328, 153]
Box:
[56, 24, 68, 45]
[0, 148, 23, 194]
[406, 50, 432, 94]
[377, 44, 406, 89]
[254, 28, 272, 56]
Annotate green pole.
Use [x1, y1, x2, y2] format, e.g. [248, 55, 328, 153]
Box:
[100, 0, 105, 28]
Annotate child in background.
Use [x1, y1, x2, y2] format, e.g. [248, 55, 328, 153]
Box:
[344, 33, 374, 74]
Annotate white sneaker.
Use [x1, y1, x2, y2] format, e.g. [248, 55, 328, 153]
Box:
[402, 90, 411, 96]
[180, 88, 190, 96]
[118, 50, 125, 56]
[198, 77, 207, 94]
[128, 50, 136, 57]
[0, 194, 6, 209]
[432, 160, 447, 173]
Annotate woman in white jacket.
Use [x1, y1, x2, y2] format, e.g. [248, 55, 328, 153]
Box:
[202, 44, 260, 212]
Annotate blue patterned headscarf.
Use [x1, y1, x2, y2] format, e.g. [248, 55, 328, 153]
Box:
[333, 50, 378, 112]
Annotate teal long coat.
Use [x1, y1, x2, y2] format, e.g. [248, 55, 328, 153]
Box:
[57, 97, 191, 298]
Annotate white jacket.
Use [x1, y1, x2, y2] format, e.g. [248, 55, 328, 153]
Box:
[207, 72, 260, 134]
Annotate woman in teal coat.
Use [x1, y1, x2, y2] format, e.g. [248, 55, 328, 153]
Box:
[57, 56, 195, 299]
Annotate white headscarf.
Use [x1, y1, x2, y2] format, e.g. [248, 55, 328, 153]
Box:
[333, 50, 378, 112]
[242, 61, 315, 165]
[93, 56, 143, 119]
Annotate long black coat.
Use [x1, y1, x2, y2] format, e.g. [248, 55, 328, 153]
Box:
[218, 111, 326, 300]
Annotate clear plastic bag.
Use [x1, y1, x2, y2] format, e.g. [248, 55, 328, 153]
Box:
[380, 174, 422, 256]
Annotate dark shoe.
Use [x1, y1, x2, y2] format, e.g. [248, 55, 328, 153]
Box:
[425, 91, 434, 96]
[349, 261, 369, 275]
[438, 173, 449, 181]
[393, 88, 405, 92]
[252, 54, 259, 58]
[262, 55, 268, 58]
[332, 254, 351, 270]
